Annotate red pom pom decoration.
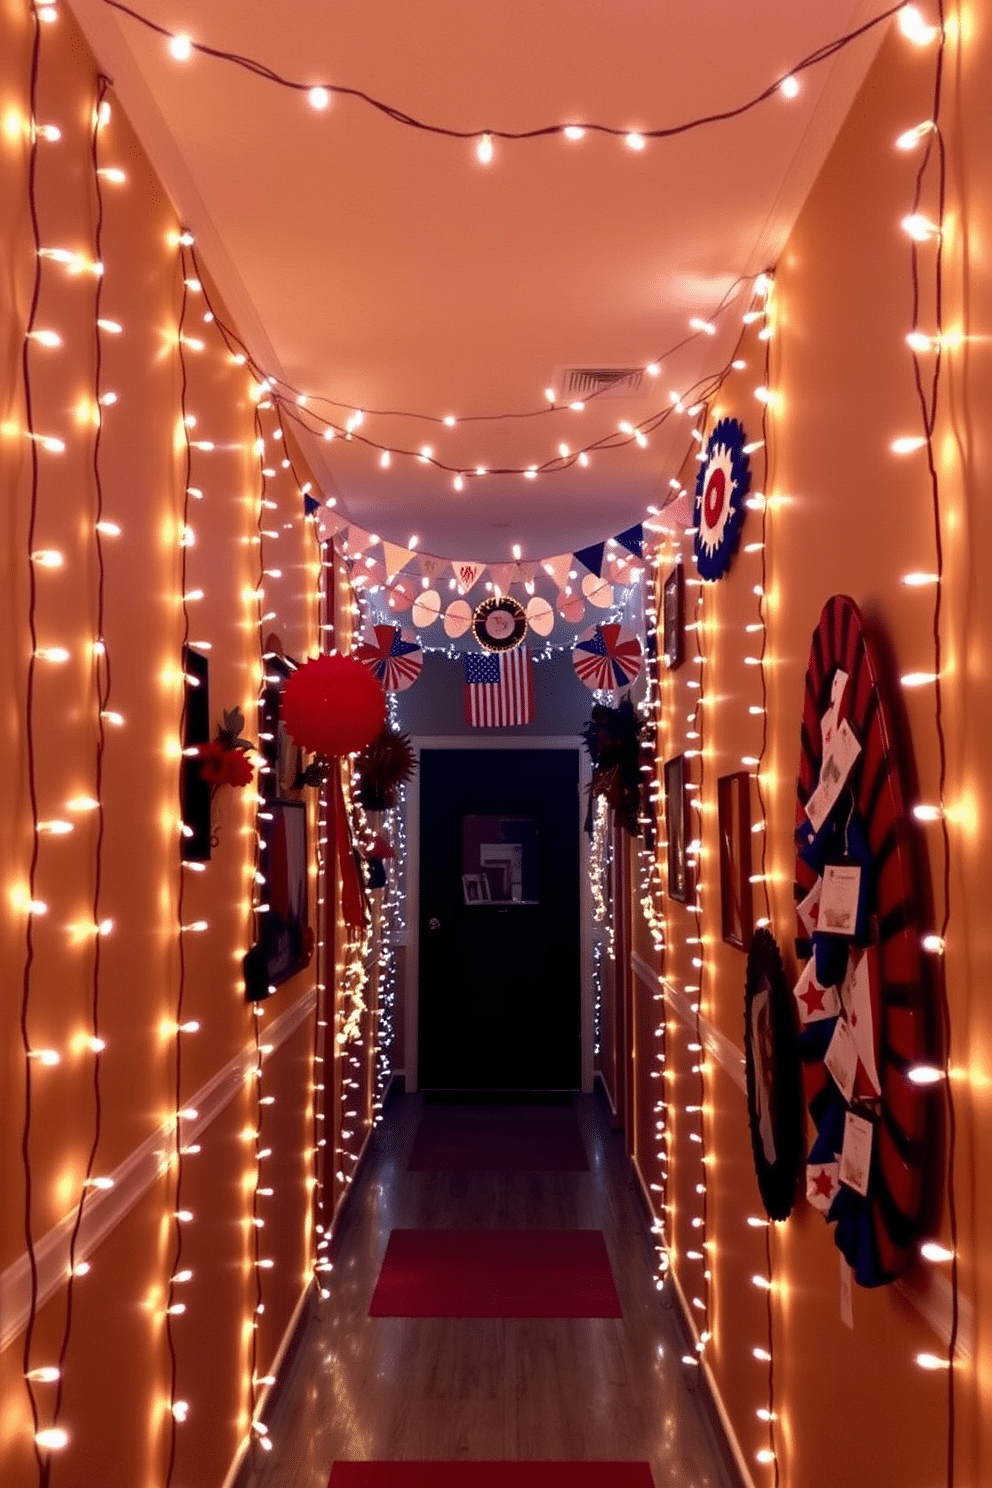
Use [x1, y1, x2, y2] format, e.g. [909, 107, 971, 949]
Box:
[281, 653, 387, 757]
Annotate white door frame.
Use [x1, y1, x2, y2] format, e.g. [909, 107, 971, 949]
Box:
[405, 736, 593, 1093]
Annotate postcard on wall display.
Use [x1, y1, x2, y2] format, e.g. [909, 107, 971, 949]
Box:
[817, 862, 863, 936]
[839, 1111, 874, 1197]
[824, 1016, 859, 1102]
[793, 958, 841, 1025]
[804, 718, 861, 833]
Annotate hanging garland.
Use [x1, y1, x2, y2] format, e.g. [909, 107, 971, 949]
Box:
[792, 595, 937, 1286]
[103, 0, 906, 157]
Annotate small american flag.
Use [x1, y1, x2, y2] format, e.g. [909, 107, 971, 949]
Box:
[463, 647, 534, 727]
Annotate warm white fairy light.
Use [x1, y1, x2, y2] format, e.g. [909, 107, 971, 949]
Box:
[898, 6, 941, 46]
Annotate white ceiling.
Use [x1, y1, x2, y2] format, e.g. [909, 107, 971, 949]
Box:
[70, 0, 891, 562]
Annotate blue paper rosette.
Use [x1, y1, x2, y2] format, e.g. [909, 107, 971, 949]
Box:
[693, 416, 752, 580]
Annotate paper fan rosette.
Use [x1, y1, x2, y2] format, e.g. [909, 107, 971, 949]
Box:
[572, 623, 643, 691]
[693, 416, 752, 580]
[354, 625, 423, 692]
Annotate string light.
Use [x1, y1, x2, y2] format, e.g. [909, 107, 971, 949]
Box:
[100, 0, 907, 159]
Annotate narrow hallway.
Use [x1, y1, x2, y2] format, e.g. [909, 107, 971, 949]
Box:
[244, 1092, 734, 1488]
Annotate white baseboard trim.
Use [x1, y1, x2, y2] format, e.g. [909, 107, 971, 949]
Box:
[221, 1278, 315, 1488]
[0, 988, 316, 1355]
[594, 1068, 617, 1117]
[665, 1254, 759, 1488]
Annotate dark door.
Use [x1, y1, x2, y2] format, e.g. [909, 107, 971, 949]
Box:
[418, 748, 580, 1090]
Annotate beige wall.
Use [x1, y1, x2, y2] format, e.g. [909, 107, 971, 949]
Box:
[633, 8, 991, 1485]
[0, 4, 337, 1483]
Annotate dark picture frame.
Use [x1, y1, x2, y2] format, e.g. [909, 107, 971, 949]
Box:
[664, 754, 690, 903]
[461, 872, 490, 904]
[718, 771, 754, 950]
[662, 564, 685, 671]
[257, 799, 309, 986]
[251, 634, 312, 991]
[180, 645, 212, 862]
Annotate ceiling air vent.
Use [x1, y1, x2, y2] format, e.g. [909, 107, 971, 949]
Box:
[557, 366, 645, 400]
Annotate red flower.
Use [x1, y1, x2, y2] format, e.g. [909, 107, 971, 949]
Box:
[197, 741, 229, 784]
[222, 748, 255, 788]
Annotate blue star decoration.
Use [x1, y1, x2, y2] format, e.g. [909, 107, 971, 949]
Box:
[693, 416, 752, 581]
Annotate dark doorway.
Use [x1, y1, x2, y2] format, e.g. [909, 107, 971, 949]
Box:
[418, 748, 581, 1090]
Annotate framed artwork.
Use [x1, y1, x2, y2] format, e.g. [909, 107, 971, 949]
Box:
[259, 636, 305, 801]
[461, 873, 490, 904]
[462, 814, 539, 905]
[718, 771, 754, 949]
[664, 755, 690, 903]
[249, 632, 312, 993]
[180, 645, 212, 862]
[257, 799, 309, 986]
[662, 565, 685, 670]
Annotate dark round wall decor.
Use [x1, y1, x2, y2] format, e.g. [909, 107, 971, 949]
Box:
[744, 926, 805, 1221]
[471, 594, 528, 653]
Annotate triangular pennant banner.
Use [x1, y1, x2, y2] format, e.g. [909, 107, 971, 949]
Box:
[573, 542, 605, 577]
[541, 553, 573, 591]
[614, 523, 643, 557]
[316, 507, 347, 542]
[418, 554, 444, 581]
[516, 560, 538, 586]
[303, 494, 321, 516]
[344, 525, 374, 556]
[488, 563, 514, 594]
[451, 560, 486, 593]
[382, 542, 413, 582]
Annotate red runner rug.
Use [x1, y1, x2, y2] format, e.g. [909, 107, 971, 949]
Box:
[329, 1465, 654, 1486]
[408, 1104, 588, 1172]
[368, 1228, 621, 1318]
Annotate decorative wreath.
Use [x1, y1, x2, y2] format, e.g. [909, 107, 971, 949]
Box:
[581, 695, 644, 836]
[471, 594, 528, 653]
[744, 928, 805, 1221]
[693, 416, 752, 581]
[793, 595, 937, 1286]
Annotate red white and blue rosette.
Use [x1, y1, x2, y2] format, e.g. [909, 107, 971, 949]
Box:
[354, 625, 423, 692]
[693, 416, 752, 581]
[572, 623, 643, 691]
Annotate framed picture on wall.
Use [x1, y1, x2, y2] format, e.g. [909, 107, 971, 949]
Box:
[461, 872, 490, 904]
[247, 632, 313, 994]
[718, 771, 754, 949]
[664, 754, 690, 903]
[180, 645, 212, 861]
[662, 564, 685, 670]
[257, 799, 310, 985]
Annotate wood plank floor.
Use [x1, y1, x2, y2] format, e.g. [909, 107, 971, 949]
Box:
[242, 1091, 734, 1488]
